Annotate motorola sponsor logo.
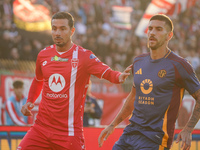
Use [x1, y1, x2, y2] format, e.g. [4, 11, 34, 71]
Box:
[47, 73, 68, 99]
[49, 73, 65, 92]
[46, 93, 68, 98]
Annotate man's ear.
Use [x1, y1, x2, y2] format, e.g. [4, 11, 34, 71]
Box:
[71, 27, 75, 36]
[167, 31, 173, 41]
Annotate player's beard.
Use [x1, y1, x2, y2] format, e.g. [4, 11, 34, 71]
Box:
[54, 37, 68, 47]
[55, 42, 66, 47]
[148, 39, 165, 50]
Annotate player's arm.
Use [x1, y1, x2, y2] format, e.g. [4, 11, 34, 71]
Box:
[102, 64, 132, 83]
[176, 89, 200, 150]
[118, 64, 133, 83]
[21, 77, 43, 116]
[21, 54, 43, 116]
[175, 58, 200, 150]
[98, 86, 136, 147]
[86, 51, 132, 83]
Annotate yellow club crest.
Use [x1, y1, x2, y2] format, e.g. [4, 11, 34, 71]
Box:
[158, 69, 167, 78]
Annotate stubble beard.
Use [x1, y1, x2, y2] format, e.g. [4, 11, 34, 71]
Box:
[54, 38, 70, 48]
[148, 40, 164, 50]
[55, 40, 68, 47]
[149, 44, 159, 50]
[54, 37, 67, 47]
[55, 43, 65, 47]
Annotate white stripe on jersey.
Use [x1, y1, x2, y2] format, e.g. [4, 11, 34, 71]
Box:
[35, 77, 43, 81]
[101, 68, 110, 79]
[6, 101, 25, 126]
[68, 46, 78, 136]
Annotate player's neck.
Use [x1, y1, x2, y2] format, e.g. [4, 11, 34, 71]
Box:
[56, 41, 73, 52]
[16, 95, 23, 101]
[150, 47, 169, 60]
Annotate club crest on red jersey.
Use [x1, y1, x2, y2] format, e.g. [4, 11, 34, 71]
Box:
[71, 58, 79, 68]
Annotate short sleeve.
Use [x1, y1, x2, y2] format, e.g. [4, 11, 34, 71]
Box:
[175, 59, 200, 95]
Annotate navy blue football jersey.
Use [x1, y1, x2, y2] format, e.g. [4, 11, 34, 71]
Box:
[125, 50, 200, 148]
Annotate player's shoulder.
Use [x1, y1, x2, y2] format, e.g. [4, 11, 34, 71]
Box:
[6, 96, 15, 103]
[41, 44, 54, 52]
[133, 52, 150, 63]
[167, 51, 191, 66]
[38, 45, 55, 56]
[167, 51, 193, 72]
[76, 45, 96, 59]
[76, 45, 91, 54]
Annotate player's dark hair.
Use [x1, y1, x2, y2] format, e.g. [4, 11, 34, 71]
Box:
[51, 12, 74, 28]
[13, 80, 24, 88]
[150, 14, 173, 32]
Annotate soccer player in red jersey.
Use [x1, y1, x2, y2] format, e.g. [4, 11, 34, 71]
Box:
[18, 12, 132, 150]
[98, 14, 200, 150]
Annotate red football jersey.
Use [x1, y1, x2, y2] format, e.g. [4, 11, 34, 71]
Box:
[30, 44, 120, 136]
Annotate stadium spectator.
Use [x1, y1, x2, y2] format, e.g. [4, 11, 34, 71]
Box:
[5, 80, 28, 126]
[9, 47, 20, 61]
[20, 41, 35, 61]
[75, 16, 87, 35]
[186, 49, 200, 71]
[0, 30, 12, 58]
[0, 0, 12, 20]
[83, 81, 102, 127]
[1, 0, 200, 76]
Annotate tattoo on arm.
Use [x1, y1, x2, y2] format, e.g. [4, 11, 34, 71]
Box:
[186, 89, 200, 130]
[192, 89, 200, 100]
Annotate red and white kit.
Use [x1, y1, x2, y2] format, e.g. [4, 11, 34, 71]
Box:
[19, 44, 121, 150]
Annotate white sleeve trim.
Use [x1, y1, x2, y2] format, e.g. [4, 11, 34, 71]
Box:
[101, 68, 110, 79]
[35, 77, 43, 81]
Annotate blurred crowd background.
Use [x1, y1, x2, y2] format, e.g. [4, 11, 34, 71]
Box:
[1, 0, 200, 77]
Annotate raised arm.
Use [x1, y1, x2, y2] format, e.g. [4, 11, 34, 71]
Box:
[102, 64, 132, 84]
[176, 89, 200, 150]
[98, 86, 136, 147]
[118, 65, 133, 83]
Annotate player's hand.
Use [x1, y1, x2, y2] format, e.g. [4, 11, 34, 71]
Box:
[21, 102, 34, 116]
[119, 64, 132, 83]
[176, 128, 192, 150]
[98, 125, 115, 147]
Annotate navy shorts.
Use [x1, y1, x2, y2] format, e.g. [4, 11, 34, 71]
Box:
[112, 131, 169, 150]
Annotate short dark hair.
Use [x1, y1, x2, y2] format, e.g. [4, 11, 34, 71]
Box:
[51, 12, 74, 28]
[13, 80, 24, 88]
[150, 14, 173, 32]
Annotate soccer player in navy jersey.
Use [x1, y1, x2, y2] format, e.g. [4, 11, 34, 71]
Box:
[18, 12, 132, 150]
[98, 14, 200, 150]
